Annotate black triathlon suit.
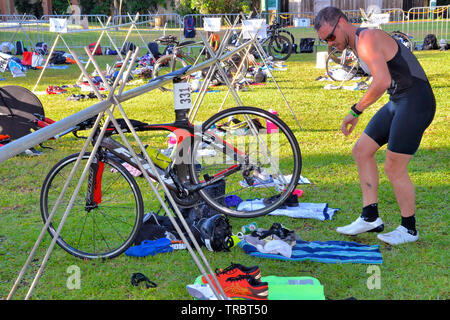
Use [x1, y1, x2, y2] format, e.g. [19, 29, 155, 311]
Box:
[355, 28, 436, 155]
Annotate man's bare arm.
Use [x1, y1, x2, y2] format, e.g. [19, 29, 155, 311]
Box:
[354, 31, 392, 112]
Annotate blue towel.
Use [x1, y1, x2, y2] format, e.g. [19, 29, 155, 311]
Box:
[47, 65, 70, 69]
[238, 239, 383, 264]
[125, 238, 173, 257]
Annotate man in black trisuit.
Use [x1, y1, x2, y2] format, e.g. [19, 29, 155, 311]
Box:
[314, 7, 436, 245]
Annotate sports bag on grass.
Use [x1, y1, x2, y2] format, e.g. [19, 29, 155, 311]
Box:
[422, 34, 439, 50]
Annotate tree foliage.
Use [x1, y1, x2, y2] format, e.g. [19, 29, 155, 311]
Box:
[189, 0, 251, 14]
[14, 0, 253, 17]
[14, 0, 43, 17]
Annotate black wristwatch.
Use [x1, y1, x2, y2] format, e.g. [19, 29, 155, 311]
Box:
[351, 104, 363, 116]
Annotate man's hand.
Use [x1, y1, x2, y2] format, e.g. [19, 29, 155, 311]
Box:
[341, 113, 359, 136]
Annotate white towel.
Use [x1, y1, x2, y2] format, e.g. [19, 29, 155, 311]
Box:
[237, 199, 339, 221]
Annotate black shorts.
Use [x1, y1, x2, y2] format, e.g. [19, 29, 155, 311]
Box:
[364, 79, 436, 155]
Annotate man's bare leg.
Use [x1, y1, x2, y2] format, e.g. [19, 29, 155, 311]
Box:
[352, 133, 381, 207]
[336, 133, 384, 235]
[384, 150, 415, 217]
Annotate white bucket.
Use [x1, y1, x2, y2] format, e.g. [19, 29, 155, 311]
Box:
[316, 51, 328, 69]
[294, 18, 310, 28]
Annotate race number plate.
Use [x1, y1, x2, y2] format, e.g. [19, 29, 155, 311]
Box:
[174, 82, 192, 110]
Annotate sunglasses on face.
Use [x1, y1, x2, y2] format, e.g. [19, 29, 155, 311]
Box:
[323, 16, 340, 43]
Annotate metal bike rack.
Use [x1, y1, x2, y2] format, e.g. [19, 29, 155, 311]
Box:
[0, 13, 36, 51]
[74, 16, 124, 83]
[245, 14, 302, 130]
[188, 15, 247, 124]
[32, 13, 156, 93]
[2, 37, 263, 300]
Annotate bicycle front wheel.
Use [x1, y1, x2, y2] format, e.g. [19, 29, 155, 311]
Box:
[190, 106, 301, 218]
[268, 35, 292, 61]
[40, 153, 143, 259]
[279, 30, 295, 47]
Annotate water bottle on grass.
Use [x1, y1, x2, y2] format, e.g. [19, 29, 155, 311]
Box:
[266, 109, 279, 134]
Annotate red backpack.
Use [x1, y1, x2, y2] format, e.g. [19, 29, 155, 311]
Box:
[88, 42, 102, 55]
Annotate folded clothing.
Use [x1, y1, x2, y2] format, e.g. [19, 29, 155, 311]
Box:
[237, 199, 339, 221]
[239, 175, 311, 189]
[239, 239, 383, 264]
[245, 237, 293, 258]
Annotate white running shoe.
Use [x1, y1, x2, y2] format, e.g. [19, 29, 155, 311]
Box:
[377, 226, 419, 245]
[336, 217, 384, 236]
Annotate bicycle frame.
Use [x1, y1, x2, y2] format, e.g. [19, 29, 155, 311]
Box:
[89, 106, 250, 204]
[158, 37, 206, 66]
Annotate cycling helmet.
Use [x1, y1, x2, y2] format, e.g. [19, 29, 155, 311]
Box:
[193, 214, 233, 252]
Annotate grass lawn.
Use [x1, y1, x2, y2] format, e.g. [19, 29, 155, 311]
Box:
[0, 48, 448, 300]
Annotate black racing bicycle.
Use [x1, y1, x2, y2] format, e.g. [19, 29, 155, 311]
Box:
[250, 17, 294, 61]
[40, 67, 302, 259]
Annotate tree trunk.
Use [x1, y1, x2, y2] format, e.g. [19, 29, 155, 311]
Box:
[42, 0, 53, 16]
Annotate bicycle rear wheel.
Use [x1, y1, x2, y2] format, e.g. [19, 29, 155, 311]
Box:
[391, 31, 413, 52]
[326, 47, 359, 82]
[40, 153, 143, 259]
[268, 35, 292, 61]
[190, 106, 301, 218]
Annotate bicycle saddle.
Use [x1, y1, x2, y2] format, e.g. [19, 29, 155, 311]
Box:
[157, 35, 177, 45]
[148, 65, 192, 84]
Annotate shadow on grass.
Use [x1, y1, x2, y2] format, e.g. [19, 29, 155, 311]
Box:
[297, 145, 449, 176]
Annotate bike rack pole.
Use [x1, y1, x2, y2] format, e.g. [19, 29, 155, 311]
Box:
[217, 16, 256, 112]
[126, 12, 155, 61]
[189, 20, 245, 124]
[32, 33, 61, 93]
[6, 111, 106, 300]
[238, 13, 302, 131]
[189, 29, 235, 122]
[7, 47, 138, 300]
[0, 44, 254, 163]
[97, 16, 124, 60]
[75, 16, 112, 82]
[189, 26, 256, 123]
[198, 27, 290, 188]
[83, 47, 227, 300]
[23, 109, 117, 300]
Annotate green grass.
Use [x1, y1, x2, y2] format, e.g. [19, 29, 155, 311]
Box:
[0, 49, 448, 300]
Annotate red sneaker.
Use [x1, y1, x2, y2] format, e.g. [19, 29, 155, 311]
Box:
[222, 275, 268, 300]
[201, 262, 261, 285]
